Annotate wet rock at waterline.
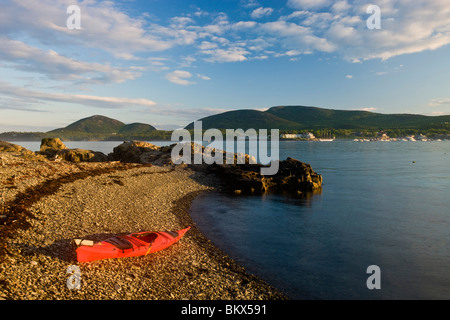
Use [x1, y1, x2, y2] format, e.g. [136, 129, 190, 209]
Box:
[38, 138, 107, 162]
[109, 141, 322, 196]
[208, 157, 322, 195]
[20, 139, 322, 195]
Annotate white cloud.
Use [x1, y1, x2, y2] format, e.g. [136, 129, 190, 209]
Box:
[0, 81, 233, 121]
[428, 98, 450, 107]
[354, 107, 378, 112]
[331, 1, 351, 12]
[198, 41, 219, 50]
[166, 70, 196, 85]
[170, 16, 195, 28]
[233, 21, 258, 29]
[0, 37, 141, 84]
[261, 21, 336, 53]
[197, 74, 211, 81]
[426, 111, 448, 116]
[0, 0, 202, 62]
[270, 0, 450, 62]
[0, 81, 157, 110]
[251, 7, 274, 19]
[253, 55, 269, 60]
[285, 50, 302, 56]
[324, 0, 450, 62]
[0, 0, 449, 83]
[241, 0, 260, 8]
[202, 47, 251, 63]
[287, 0, 331, 9]
[346, 75, 353, 79]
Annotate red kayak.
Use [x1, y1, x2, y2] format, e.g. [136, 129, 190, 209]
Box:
[76, 227, 190, 262]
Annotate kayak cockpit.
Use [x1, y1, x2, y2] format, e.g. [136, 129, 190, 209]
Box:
[133, 232, 158, 244]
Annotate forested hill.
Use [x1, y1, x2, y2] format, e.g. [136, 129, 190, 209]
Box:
[2, 107, 450, 141]
[0, 115, 172, 141]
[49, 115, 156, 134]
[186, 106, 450, 131]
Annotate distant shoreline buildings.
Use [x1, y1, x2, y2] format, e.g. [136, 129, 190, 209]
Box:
[280, 132, 316, 140]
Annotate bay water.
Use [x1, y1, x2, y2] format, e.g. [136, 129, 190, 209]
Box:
[190, 140, 450, 300]
[10, 140, 450, 299]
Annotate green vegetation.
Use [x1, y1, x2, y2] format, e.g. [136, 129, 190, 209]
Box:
[188, 106, 450, 138]
[1, 115, 172, 142]
[281, 128, 450, 139]
[1, 107, 450, 142]
[50, 115, 157, 135]
[118, 123, 157, 134]
[50, 115, 126, 134]
[266, 106, 450, 130]
[185, 110, 300, 130]
[0, 130, 174, 142]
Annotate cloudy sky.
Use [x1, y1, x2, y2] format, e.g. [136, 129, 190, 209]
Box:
[1, 0, 450, 131]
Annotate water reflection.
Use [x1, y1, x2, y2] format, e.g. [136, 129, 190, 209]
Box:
[191, 141, 450, 300]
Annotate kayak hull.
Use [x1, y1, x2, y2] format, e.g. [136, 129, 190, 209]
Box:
[76, 227, 190, 262]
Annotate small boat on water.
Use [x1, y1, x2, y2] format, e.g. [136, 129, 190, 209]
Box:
[75, 227, 191, 262]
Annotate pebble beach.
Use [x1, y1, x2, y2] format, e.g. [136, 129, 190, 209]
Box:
[0, 147, 288, 300]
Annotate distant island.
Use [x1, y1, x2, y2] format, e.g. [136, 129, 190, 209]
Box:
[1, 115, 173, 141]
[1, 106, 450, 141]
[186, 106, 450, 139]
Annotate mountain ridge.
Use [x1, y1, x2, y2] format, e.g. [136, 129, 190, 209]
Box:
[50, 115, 157, 134]
[1, 106, 450, 142]
[187, 105, 450, 131]
[185, 109, 300, 130]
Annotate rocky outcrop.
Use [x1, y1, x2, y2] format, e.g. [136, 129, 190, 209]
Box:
[208, 157, 322, 195]
[0, 141, 46, 162]
[38, 138, 67, 159]
[108, 141, 172, 165]
[109, 141, 257, 166]
[38, 138, 107, 163]
[40, 138, 67, 153]
[0, 141, 33, 155]
[55, 148, 107, 163]
[3, 139, 321, 195]
[109, 141, 322, 196]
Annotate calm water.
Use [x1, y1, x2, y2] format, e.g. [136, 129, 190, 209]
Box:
[10, 140, 450, 299]
[9, 141, 173, 154]
[190, 140, 450, 300]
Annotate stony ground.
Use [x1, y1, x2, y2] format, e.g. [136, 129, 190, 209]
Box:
[0, 150, 288, 300]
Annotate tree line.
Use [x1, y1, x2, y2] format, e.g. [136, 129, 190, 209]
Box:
[1, 127, 450, 142]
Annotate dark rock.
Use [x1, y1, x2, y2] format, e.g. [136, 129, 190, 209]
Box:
[55, 148, 107, 163]
[110, 141, 257, 167]
[38, 138, 67, 159]
[109, 141, 171, 165]
[273, 157, 323, 192]
[207, 157, 322, 195]
[109, 140, 322, 196]
[0, 141, 25, 153]
[40, 138, 67, 153]
[37, 138, 106, 162]
[0, 141, 34, 156]
[0, 140, 46, 161]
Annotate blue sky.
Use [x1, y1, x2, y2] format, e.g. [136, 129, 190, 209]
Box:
[1, 0, 450, 131]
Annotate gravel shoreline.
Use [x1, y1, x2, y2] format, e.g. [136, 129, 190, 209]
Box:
[0, 150, 289, 300]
